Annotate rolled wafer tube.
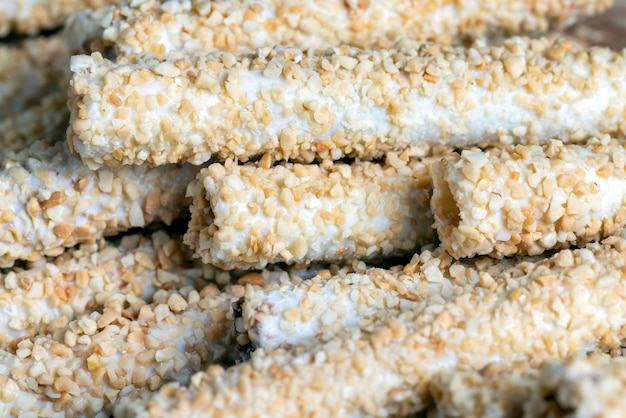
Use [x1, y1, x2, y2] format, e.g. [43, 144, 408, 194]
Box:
[0, 231, 195, 346]
[0, 140, 199, 267]
[0, 36, 68, 119]
[184, 156, 435, 270]
[0, 0, 123, 36]
[0, 93, 68, 159]
[527, 355, 626, 418]
[431, 138, 626, 259]
[116, 237, 626, 417]
[0, 282, 240, 417]
[68, 37, 626, 168]
[63, 0, 612, 60]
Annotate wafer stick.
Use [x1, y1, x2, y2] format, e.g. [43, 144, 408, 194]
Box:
[116, 236, 626, 417]
[431, 138, 626, 259]
[0, 36, 68, 119]
[0, 283, 236, 417]
[185, 157, 435, 270]
[68, 37, 626, 168]
[63, 0, 611, 59]
[0, 93, 68, 159]
[0, 0, 123, 36]
[237, 263, 451, 351]
[0, 231, 194, 346]
[527, 355, 626, 418]
[0, 140, 198, 267]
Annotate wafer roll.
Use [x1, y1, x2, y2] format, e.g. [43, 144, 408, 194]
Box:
[0, 231, 194, 346]
[0, 93, 68, 159]
[117, 237, 626, 417]
[431, 138, 626, 259]
[0, 0, 123, 36]
[185, 157, 434, 270]
[0, 36, 68, 119]
[68, 37, 626, 168]
[64, 0, 611, 59]
[0, 283, 236, 417]
[0, 140, 198, 267]
[527, 355, 626, 418]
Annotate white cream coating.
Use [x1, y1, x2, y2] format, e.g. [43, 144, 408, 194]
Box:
[0, 140, 198, 266]
[185, 157, 435, 269]
[431, 138, 626, 259]
[68, 37, 626, 168]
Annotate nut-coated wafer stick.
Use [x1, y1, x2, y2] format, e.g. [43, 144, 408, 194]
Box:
[68, 37, 626, 168]
[185, 156, 435, 270]
[527, 355, 626, 418]
[0, 140, 198, 266]
[431, 138, 626, 259]
[0, 231, 193, 346]
[63, 0, 612, 59]
[0, 36, 68, 119]
[0, 283, 232, 417]
[0, 93, 68, 159]
[0, 0, 123, 36]
[116, 236, 626, 417]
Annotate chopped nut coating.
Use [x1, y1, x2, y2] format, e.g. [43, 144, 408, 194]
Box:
[68, 37, 626, 167]
[185, 157, 435, 269]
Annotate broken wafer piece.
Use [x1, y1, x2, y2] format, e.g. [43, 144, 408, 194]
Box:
[68, 37, 626, 168]
[0, 231, 194, 346]
[116, 236, 626, 417]
[63, 0, 612, 59]
[431, 137, 626, 259]
[0, 0, 123, 36]
[527, 355, 626, 418]
[0, 36, 68, 119]
[0, 140, 198, 267]
[185, 157, 435, 270]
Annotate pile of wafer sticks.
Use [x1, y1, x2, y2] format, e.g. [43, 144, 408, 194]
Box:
[2, 0, 626, 416]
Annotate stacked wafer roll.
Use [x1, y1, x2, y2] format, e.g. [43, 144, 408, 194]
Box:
[2, 0, 626, 416]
